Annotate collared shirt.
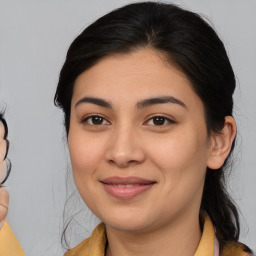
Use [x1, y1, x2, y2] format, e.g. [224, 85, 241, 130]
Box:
[65, 215, 223, 256]
[0, 216, 251, 256]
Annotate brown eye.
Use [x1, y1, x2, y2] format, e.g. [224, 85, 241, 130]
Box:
[147, 116, 175, 126]
[83, 115, 110, 126]
[91, 116, 104, 125]
[153, 117, 165, 125]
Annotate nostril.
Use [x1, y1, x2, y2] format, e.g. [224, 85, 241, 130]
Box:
[107, 159, 116, 165]
[107, 158, 143, 169]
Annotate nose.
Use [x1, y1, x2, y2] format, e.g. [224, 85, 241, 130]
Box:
[105, 125, 146, 168]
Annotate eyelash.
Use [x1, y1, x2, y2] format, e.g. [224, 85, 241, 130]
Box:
[81, 115, 175, 127]
[147, 116, 175, 126]
[82, 115, 110, 126]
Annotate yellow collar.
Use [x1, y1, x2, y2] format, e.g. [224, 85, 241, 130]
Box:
[65, 215, 216, 256]
[195, 214, 215, 256]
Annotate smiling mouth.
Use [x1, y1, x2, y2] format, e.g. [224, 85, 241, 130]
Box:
[100, 176, 156, 199]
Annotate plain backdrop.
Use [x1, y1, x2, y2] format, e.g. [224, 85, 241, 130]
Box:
[0, 0, 255, 255]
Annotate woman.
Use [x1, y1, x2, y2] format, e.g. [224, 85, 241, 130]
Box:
[0, 2, 253, 255]
[54, 2, 253, 256]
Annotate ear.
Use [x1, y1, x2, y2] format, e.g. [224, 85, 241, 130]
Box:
[207, 116, 236, 170]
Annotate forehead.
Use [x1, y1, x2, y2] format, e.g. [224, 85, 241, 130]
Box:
[72, 48, 202, 110]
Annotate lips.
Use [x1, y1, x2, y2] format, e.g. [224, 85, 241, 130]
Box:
[100, 176, 156, 199]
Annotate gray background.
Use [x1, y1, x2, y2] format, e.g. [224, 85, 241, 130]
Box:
[0, 0, 255, 255]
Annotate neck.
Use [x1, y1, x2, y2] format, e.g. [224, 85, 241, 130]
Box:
[105, 211, 201, 256]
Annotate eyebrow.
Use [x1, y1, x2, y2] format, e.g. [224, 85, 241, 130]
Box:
[136, 96, 187, 109]
[75, 96, 187, 109]
[75, 97, 112, 108]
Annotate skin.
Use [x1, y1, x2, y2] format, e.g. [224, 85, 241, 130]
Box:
[68, 48, 236, 256]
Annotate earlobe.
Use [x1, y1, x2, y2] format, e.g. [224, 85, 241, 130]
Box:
[207, 116, 236, 170]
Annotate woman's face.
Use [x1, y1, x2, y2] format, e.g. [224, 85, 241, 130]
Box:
[68, 48, 213, 232]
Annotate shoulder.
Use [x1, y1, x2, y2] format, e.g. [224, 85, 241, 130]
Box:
[64, 222, 106, 256]
[64, 237, 91, 256]
[221, 241, 254, 256]
[0, 221, 25, 256]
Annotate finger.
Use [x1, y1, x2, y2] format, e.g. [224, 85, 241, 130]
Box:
[0, 161, 7, 184]
[0, 187, 9, 222]
[0, 187, 9, 207]
[0, 139, 7, 162]
[0, 122, 5, 139]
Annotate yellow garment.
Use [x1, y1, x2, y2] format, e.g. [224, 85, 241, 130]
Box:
[194, 214, 215, 256]
[65, 222, 106, 256]
[0, 221, 25, 256]
[0, 215, 251, 256]
[64, 215, 250, 256]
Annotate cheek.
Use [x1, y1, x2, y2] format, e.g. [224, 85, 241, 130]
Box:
[146, 130, 208, 217]
[68, 131, 109, 212]
[148, 128, 209, 191]
[68, 131, 105, 181]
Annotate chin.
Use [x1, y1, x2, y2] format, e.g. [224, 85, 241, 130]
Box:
[99, 209, 155, 233]
[107, 219, 150, 232]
